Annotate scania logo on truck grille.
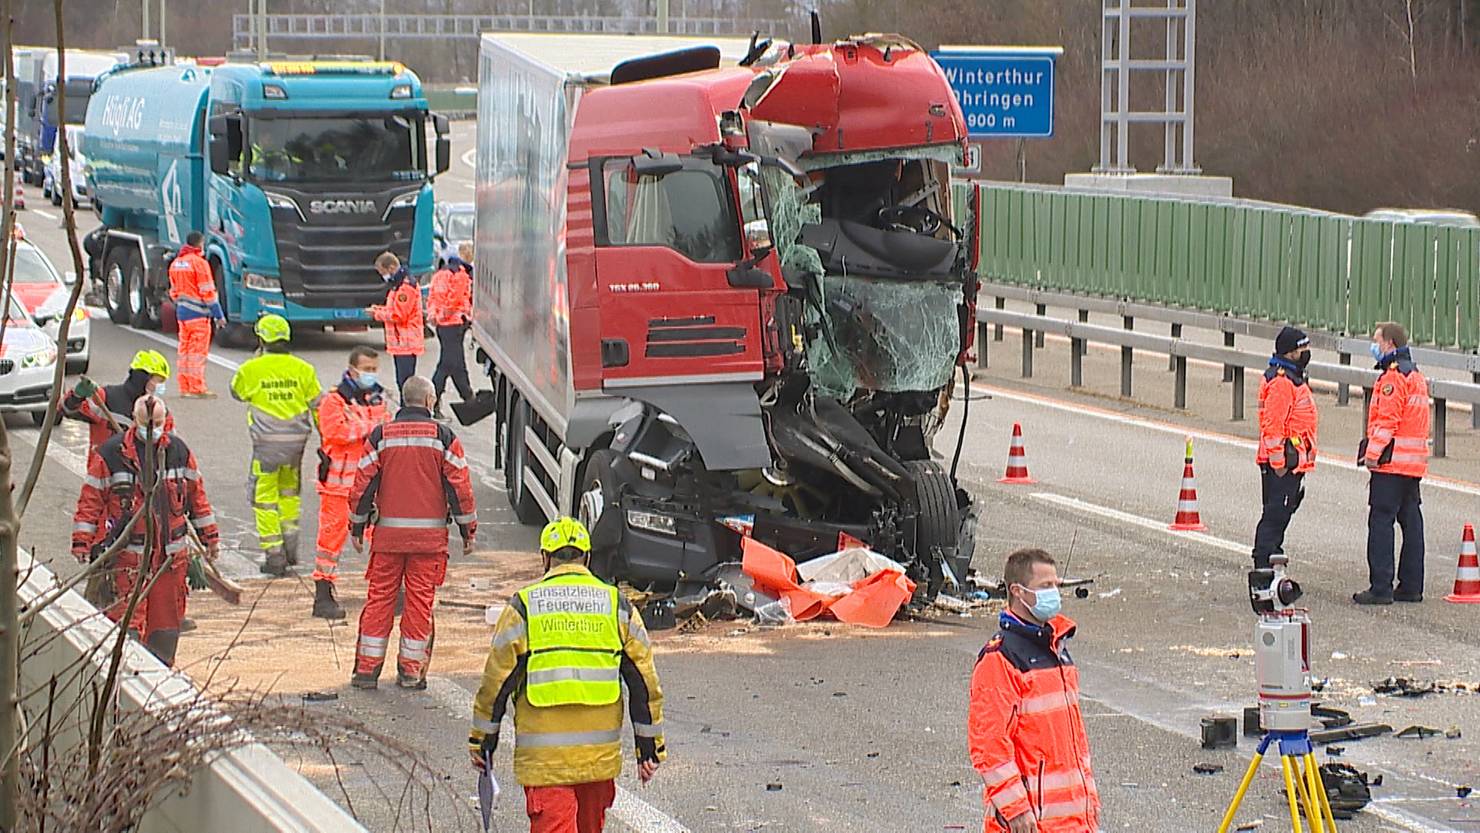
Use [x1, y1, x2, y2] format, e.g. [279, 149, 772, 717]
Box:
[308, 199, 377, 215]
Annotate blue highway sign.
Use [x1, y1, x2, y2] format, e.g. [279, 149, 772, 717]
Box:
[932, 48, 1060, 139]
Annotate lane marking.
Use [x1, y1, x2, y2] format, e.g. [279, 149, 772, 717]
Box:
[460, 148, 476, 169]
[428, 677, 691, 833]
[1028, 492, 1246, 555]
[968, 381, 1480, 498]
[33, 208, 57, 221]
[125, 327, 243, 372]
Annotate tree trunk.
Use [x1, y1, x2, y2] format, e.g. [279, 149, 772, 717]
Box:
[0, 0, 24, 819]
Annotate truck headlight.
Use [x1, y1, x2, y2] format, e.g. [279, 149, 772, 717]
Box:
[21, 347, 56, 368]
[626, 509, 677, 537]
[244, 273, 282, 292]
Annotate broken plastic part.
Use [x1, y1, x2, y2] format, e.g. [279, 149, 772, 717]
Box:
[804, 273, 961, 399]
[754, 595, 794, 627]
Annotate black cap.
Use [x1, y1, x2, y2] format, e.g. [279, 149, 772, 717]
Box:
[1275, 326, 1309, 355]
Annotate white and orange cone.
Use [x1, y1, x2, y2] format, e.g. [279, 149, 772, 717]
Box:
[1444, 523, 1480, 604]
[1169, 437, 1208, 532]
[999, 422, 1036, 484]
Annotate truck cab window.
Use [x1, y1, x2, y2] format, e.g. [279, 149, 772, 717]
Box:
[246, 115, 424, 183]
[602, 158, 741, 264]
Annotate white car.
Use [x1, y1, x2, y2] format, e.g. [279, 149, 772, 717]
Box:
[0, 294, 60, 426]
[10, 236, 89, 374]
[42, 125, 88, 209]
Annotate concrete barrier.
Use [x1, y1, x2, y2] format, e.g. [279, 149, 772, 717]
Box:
[18, 551, 367, 833]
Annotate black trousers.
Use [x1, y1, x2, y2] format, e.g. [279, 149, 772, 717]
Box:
[1252, 465, 1304, 569]
[392, 353, 417, 396]
[1366, 472, 1424, 595]
[432, 324, 473, 402]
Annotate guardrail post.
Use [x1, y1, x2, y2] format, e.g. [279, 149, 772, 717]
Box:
[1078, 310, 1089, 357]
[1174, 354, 1188, 409]
[1361, 387, 1371, 426]
[1121, 316, 1134, 398]
[1434, 398, 1447, 458]
[1336, 353, 1351, 406]
[1168, 323, 1182, 371]
[1035, 303, 1047, 347]
[1231, 367, 1245, 421]
[1222, 332, 1235, 382]
[977, 321, 989, 369]
[1473, 372, 1479, 429]
[1071, 335, 1084, 387]
[1021, 328, 1034, 378]
[994, 297, 1005, 341]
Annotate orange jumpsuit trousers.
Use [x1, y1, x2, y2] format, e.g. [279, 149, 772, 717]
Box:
[525, 781, 617, 833]
[176, 318, 212, 395]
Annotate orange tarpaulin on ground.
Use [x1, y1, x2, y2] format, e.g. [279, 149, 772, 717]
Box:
[740, 537, 916, 628]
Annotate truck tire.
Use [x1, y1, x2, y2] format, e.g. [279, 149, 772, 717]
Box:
[504, 399, 545, 526]
[102, 247, 136, 325]
[129, 256, 160, 330]
[577, 449, 624, 578]
[210, 259, 256, 348]
[908, 459, 962, 599]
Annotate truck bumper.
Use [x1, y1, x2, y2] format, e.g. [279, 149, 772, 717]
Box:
[234, 288, 375, 327]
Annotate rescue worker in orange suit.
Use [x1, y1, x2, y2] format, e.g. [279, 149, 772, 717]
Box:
[167, 230, 225, 398]
[428, 241, 475, 419]
[63, 350, 173, 453]
[969, 548, 1099, 833]
[470, 517, 666, 833]
[368, 251, 424, 397]
[1251, 326, 1318, 570]
[312, 345, 390, 620]
[1354, 321, 1431, 605]
[350, 375, 476, 690]
[71, 396, 220, 667]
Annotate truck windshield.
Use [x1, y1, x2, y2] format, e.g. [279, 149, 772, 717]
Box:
[247, 114, 424, 183]
[601, 158, 741, 263]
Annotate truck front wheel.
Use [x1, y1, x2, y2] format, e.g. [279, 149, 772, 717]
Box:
[129, 256, 160, 330]
[210, 259, 256, 348]
[578, 449, 624, 579]
[908, 459, 964, 599]
[102, 248, 136, 325]
[504, 399, 545, 526]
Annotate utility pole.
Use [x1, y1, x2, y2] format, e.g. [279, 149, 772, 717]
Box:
[160, 0, 168, 48]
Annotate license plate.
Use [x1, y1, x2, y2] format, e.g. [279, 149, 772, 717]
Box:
[334, 309, 361, 319]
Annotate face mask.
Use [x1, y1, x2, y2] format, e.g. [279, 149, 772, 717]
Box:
[355, 371, 380, 390]
[1017, 585, 1063, 621]
[1295, 352, 1311, 370]
[1370, 343, 1384, 362]
[133, 424, 162, 444]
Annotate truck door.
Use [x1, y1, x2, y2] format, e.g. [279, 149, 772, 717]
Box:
[592, 156, 765, 388]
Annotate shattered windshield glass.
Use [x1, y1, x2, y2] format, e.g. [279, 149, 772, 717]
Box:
[805, 274, 961, 400]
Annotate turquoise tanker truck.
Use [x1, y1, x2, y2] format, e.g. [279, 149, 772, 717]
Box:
[82, 57, 449, 341]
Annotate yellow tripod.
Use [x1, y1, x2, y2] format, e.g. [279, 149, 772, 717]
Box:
[1218, 730, 1339, 833]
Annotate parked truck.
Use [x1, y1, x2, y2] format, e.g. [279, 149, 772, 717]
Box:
[25, 50, 129, 187]
[472, 32, 979, 603]
[83, 56, 449, 337]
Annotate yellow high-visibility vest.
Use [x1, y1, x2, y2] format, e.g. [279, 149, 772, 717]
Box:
[518, 572, 622, 707]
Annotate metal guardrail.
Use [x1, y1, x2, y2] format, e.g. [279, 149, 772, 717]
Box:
[977, 308, 1480, 458]
[959, 181, 1480, 351]
[231, 13, 777, 49]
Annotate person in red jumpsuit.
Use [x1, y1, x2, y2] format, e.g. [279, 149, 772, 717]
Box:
[350, 375, 476, 690]
[71, 396, 220, 666]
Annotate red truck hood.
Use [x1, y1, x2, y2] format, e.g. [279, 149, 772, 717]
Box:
[748, 36, 967, 155]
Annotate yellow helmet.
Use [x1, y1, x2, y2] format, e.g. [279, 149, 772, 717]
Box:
[540, 516, 591, 554]
[129, 349, 171, 379]
[255, 313, 292, 344]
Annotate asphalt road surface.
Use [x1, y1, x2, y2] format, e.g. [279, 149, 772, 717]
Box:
[9, 121, 1480, 832]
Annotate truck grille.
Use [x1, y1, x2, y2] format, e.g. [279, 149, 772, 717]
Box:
[271, 204, 417, 309]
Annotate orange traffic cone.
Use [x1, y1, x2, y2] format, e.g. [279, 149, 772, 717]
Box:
[1444, 524, 1480, 604]
[1169, 437, 1208, 532]
[999, 422, 1036, 484]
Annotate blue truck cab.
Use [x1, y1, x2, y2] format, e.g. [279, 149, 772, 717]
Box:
[82, 57, 449, 338]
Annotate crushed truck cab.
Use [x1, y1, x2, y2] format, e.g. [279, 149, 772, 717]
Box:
[473, 32, 979, 605]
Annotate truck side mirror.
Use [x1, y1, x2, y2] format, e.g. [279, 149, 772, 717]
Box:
[208, 114, 242, 176]
[435, 136, 451, 175]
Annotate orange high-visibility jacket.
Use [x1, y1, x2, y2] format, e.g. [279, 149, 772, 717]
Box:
[969, 613, 1100, 833]
[316, 378, 390, 494]
[1365, 353, 1430, 478]
[427, 264, 473, 328]
[1257, 363, 1318, 474]
[71, 430, 220, 562]
[370, 274, 425, 356]
[166, 245, 222, 322]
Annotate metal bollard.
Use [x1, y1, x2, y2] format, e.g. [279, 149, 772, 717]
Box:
[1222, 332, 1235, 382]
[1231, 367, 1245, 421]
[1120, 316, 1134, 398]
[1022, 328, 1034, 378]
[1035, 303, 1047, 348]
[1168, 323, 1181, 372]
[1174, 354, 1188, 409]
[1435, 397, 1447, 458]
[1337, 353, 1351, 406]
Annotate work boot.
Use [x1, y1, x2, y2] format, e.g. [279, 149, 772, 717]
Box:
[312, 579, 346, 620]
[179, 617, 198, 634]
[284, 538, 300, 567]
[1351, 590, 1393, 606]
[261, 551, 289, 577]
[432, 400, 447, 421]
[397, 672, 427, 691]
[350, 672, 379, 690]
[1393, 587, 1424, 603]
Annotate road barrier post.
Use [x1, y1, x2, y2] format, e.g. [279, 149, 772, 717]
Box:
[977, 321, 990, 370]
[1121, 316, 1134, 397]
[1078, 309, 1089, 357]
[1071, 334, 1085, 387]
[1473, 371, 1479, 429]
[1169, 323, 1182, 371]
[1435, 398, 1448, 458]
[1231, 367, 1245, 421]
[1337, 352, 1351, 406]
[1035, 303, 1047, 347]
[1222, 331, 1235, 382]
[1021, 327, 1034, 378]
[994, 297, 1005, 341]
[1174, 354, 1188, 409]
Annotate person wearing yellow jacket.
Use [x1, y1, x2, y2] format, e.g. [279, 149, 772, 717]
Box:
[470, 517, 666, 833]
[230, 314, 323, 577]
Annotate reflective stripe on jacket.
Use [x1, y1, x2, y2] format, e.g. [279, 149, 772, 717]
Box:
[471, 564, 667, 787]
[370, 274, 425, 355]
[166, 245, 223, 322]
[317, 379, 389, 493]
[1257, 364, 1318, 474]
[349, 405, 476, 553]
[71, 430, 220, 562]
[230, 351, 324, 467]
[519, 572, 623, 707]
[969, 613, 1100, 833]
[1366, 356, 1430, 478]
[428, 265, 473, 328]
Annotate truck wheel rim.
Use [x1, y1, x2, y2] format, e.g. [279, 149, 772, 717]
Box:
[106, 263, 125, 311]
[578, 482, 604, 529]
[129, 271, 146, 316]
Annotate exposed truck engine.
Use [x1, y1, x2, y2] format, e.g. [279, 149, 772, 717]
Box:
[471, 31, 980, 605]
